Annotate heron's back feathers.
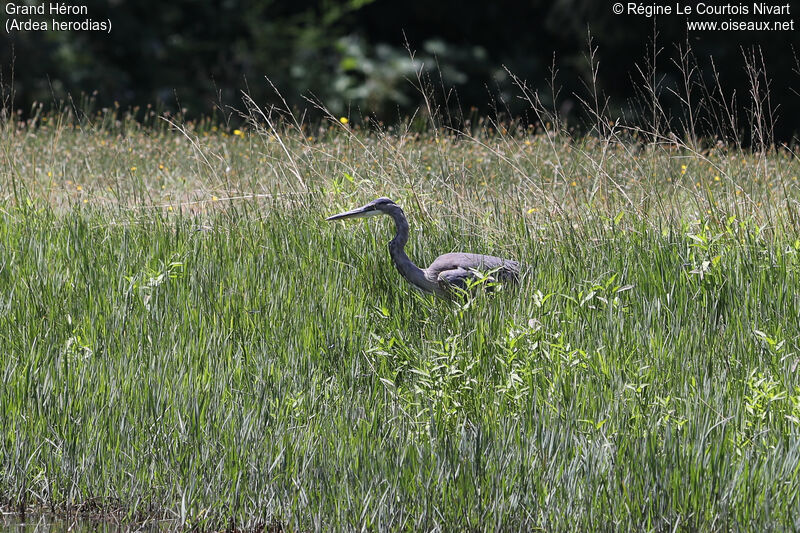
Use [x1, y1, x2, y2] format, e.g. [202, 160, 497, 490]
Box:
[424, 252, 520, 293]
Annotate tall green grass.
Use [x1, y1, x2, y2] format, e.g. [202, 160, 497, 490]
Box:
[1, 105, 800, 530]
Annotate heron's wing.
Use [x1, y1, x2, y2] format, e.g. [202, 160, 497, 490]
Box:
[428, 253, 520, 282]
[435, 267, 472, 292]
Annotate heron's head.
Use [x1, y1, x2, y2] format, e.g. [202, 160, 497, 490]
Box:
[326, 197, 398, 221]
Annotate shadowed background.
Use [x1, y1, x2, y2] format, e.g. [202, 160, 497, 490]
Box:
[1, 0, 799, 141]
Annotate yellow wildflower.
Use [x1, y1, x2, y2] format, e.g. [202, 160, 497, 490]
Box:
[339, 117, 349, 125]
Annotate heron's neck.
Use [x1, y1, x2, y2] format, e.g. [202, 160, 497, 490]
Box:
[386, 208, 434, 292]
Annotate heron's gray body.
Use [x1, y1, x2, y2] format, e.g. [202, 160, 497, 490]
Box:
[426, 252, 519, 282]
[327, 197, 520, 297]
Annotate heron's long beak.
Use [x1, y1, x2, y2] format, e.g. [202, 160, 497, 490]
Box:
[326, 205, 380, 221]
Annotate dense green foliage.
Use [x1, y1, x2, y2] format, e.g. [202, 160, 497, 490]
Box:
[1, 108, 800, 530]
[2, 0, 798, 139]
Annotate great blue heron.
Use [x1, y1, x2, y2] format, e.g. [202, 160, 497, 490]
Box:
[326, 197, 520, 297]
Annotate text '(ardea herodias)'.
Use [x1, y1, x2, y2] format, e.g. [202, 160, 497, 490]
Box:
[326, 197, 520, 297]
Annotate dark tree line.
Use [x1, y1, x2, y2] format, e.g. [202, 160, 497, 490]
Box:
[2, 0, 799, 141]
